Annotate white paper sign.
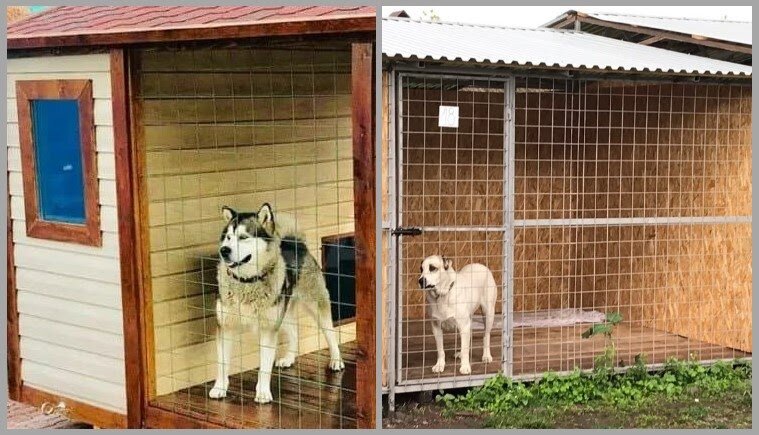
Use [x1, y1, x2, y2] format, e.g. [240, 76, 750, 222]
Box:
[438, 105, 459, 128]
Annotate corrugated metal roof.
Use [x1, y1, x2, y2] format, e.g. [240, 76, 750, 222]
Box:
[382, 18, 752, 77]
[566, 11, 752, 46]
[7, 6, 375, 37]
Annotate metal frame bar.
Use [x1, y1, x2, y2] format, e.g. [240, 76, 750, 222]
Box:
[386, 61, 749, 83]
[515, 215, 752, 228]
[386, 70, 398, 411]
[390, 356, 752, 394]
[393, 71, 405, 392]
[503, 77, 516, 378]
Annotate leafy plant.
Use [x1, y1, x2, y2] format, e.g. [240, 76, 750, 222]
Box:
[581, 311, 624, 373]
[438, 358, 751, 416]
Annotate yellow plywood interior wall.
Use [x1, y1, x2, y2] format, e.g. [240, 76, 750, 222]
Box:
[137, 44, 356, 395]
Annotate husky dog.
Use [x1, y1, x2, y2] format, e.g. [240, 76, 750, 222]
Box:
[418, 255, 497, 375]
[209, 203, 344, 403]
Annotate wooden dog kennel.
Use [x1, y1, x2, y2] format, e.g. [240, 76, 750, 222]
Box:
[7, 6, 376, 429]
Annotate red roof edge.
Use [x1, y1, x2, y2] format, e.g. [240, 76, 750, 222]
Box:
[8, 12, 376, 50]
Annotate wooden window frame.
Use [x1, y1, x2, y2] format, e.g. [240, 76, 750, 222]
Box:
[15, 79, 101, 246]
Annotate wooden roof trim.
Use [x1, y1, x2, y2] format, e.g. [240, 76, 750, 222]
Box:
[7, 15, 375, 50]
[575, 15, 752, 54]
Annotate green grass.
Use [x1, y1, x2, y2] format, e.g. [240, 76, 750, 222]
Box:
[436, 358, 752, 429]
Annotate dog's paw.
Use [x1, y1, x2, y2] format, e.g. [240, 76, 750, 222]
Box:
[329, 357, 345, 371]
[254, 389, 273, 404]
[431, 360, 446, 373]
[275, 354, 295, 368]
[459, 363, 472, 375]
[453, 351, 461, 360]
[482, 353, 493, 364]
[208, 382, 228, 399]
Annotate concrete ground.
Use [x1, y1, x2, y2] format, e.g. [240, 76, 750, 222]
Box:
[6, 400, 91, 429]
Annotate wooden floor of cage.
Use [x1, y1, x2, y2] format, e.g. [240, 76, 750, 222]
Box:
[152, 341, 358, 428]
[398, 320, 749, 382]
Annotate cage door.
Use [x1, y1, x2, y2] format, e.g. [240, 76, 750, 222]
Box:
[393, 73, 515, 389]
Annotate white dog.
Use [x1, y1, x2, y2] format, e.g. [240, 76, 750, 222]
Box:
[418, 255, 497, 375]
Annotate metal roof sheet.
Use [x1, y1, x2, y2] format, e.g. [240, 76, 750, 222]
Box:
[382, 18, 752, 77]
[7, 6, 375, 37]
[564, 11, 752, 46]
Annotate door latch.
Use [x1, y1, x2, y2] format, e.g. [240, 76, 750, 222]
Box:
[391, 227, 423, 236]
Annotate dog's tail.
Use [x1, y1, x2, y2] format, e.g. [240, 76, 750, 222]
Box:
[273, 211, 306, 240]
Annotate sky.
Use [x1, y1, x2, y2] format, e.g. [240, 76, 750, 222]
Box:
[381, 6, 752, 28]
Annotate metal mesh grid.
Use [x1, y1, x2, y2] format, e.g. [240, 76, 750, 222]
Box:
[388, 72, 751, 394]
[135, 42, 358, 428]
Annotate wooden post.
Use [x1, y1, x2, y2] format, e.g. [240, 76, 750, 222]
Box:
[110, 48, 144, 428]
[351, 41, 376, 429]
[7, 179, 21, 401]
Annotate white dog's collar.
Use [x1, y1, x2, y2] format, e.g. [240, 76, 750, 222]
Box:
[431, 281, 455, 299]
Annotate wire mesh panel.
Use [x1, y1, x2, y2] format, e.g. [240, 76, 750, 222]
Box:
[134, 41, 359, 428]
[512, 77, 751, 377]
[394, 74, 511, 388]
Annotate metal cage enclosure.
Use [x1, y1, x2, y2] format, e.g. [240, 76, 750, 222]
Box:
[383, 70, 752, 402]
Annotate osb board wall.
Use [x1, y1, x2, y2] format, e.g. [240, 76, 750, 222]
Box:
[398, 80, 505, 319]
[575, 223, 751, 353]
[136, 45, 356, 395]
[579, 83, 751, 218]
[574, 83, 752, 352]
[515, 82, 582, 221]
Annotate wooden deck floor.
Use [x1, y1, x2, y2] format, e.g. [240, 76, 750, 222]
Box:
[152, 341, 357, 428]
[398, 319, 749, 382]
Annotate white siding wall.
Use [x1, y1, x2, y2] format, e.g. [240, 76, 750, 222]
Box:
[7, 54, 126, 413]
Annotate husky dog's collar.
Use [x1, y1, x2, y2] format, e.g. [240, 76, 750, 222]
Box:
[227, 268, 268, 284]
[226, 254, 252, 269]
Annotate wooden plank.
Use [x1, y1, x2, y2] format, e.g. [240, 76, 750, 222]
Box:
[22, 362, 126, 413]
[577, 15, 753, 54]
[14, 245, 120, 283]
[21, 385, 128, 429]
[7, 53, 111, 73]
[129, 49, 160, 406]
[16, 267, 122, 309]
[17, 291, 124, 335]
[350, 41, 376, 429]
[7, 178, 22, 400]
[9, 197, 118, 233]
[145, 405, 224, 429]
[399, 320, 750, 381]
[151, 342, 358, 428]
[8, 72, 112, 98]
[111, 48, 145, 428]
[7, 17, 376, 50]
[20, 337, 126, 384]
[19, 316, 125, 360]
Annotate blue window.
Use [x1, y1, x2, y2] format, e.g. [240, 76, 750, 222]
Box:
[16, 79, 100, 246]
[31, 99, 86, 224]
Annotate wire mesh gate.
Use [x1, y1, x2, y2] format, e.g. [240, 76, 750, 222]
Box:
[390, 73, 515, 391]
[387, 71, 751, 398]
